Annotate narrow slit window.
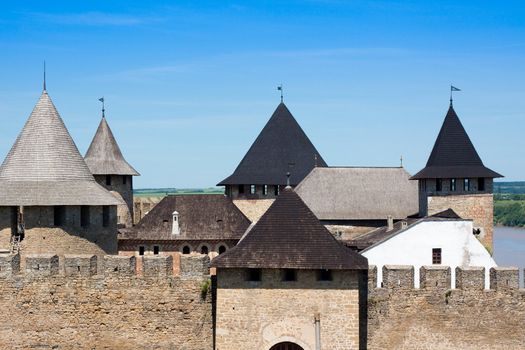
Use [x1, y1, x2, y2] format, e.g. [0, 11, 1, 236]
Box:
[153, 245, 160, 255]
[53, 206, 65, 226]
[238, 185, 245, 194]
[432, 248, 442, 265]
[102, 206, 110, 227]
[263, 185, 268, 196]
[139, 246, 145, 256]
[123, 176, 127, 185]
[250, 185, 256, 194]
[478, 178, 485, 191]
[106, 175, 111, 186]
[274, 185, 280, 196]
[450, 178, 457, 192]
[436, 179, 442, 192]
[80, 206, 90, 227]
[464, 178, 470, 191]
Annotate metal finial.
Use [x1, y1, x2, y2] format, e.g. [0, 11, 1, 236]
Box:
[400, 155, 403, 167]
[286, 172, 291, 187]
[98, 97, 105, 118]
[43, 61, 46, 92]
[450, 85, 461, 107]
[277, 84, 283, 103]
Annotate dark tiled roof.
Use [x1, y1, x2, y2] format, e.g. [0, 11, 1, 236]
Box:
[120, 194, 251, 241]
[84, 117, 139, 176]
[212, 187, 368, 270]
[412, 105, 502, 179]
[218, 103, 327, 186]
[346, 209, 463, 250]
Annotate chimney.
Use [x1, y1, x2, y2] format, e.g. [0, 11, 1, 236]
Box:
[172, 211, 180, 235]
[387, 215, 394, 232]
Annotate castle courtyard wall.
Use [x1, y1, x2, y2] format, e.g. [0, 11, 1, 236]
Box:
[215, 268, 362, 350]
[0, 254, 212, 350]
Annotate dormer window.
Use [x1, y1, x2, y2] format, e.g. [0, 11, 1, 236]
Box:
[450, 178, 457, 192]
[172, 211, 180, 235]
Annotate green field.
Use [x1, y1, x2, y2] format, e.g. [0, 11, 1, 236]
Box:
[494, 182, 525, 227]
[133, 187, 223, 197]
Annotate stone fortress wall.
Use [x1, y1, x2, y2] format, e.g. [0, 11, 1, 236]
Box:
[367, 265, 525, 350]
[0, 253, 213, 350]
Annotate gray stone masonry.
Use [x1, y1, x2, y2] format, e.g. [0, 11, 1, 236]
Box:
[420, 266, 451, 290]
[0, 253, 20, 278]
[104, 255, 136, 276]
[143, 255, 173, 277]
[368, 265, 377, 291]
[383, 265, 414, 289]
[455, 266, 485, 290]
[490, 267, 519, 291]
[64, 255, 97, 277]
[26, 254, 59, 277]
[180, 254, 210, 277]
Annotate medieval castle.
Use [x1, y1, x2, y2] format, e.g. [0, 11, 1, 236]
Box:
[0, 85, 523, 350]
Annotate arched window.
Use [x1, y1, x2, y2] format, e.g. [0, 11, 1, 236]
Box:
[182, 246, 191, 254]
[270, 342, 304, 350]
[218, 245, 227, 255]
[200, 245, 209, 255]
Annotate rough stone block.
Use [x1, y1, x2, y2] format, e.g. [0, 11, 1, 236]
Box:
[180, 255, 210, 277]
[143, 255, 173, 277]
[64, 255, 97, 277]
[368, 265, 377, 290]
[383, 265, 414, 289]
[0, 253, 20, 278]
[420, 266, 451, 290]
[104, 255, 136, 276]
[455, 266, 484, 290]
[26, 254, 59, 277]
[490, 267, 519, 290]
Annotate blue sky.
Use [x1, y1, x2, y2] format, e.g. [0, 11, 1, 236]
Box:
[0, 1, 524, 188]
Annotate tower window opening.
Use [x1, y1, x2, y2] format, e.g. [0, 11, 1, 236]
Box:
[246, 268, 262, 282]
[139, 246, 145, 256]
[153, 245, 160, 255]
[478, 178, 485, 191]
[106, 175, 111, 186]
[218, 245, 227, 254]
[238, 185, 245, 194]
[53, 206, 65, 226]
[282, 269, 297, 282]
[450, 179, 457, 192]
[436, 179, 442, 192]
[200, 245, 209, 255]
[274, 185, 280, 196]
[250, 185, 256, 194]
[80, 206, 90, 227]
[102, 206, 110, 227]
[432, 248, 442, 265]
[317, 269, 333, 281]
[182, 245, 191, 254]
[263, 185, 268, 196]
[464, 178, 470, 191]
[123, 176, 127, 185]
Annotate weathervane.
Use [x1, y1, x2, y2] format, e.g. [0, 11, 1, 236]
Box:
[99, 97, 105, 118]
[450, 85, 461, 106]
[277, 84, 283, 103]
[400, 155, 403, 167]
[43, 61, 47, 92]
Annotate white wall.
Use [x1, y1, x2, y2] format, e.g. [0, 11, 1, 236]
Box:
[362, 220, 496, 289]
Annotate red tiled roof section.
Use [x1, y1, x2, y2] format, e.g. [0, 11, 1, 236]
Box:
[212, 187, 368, 270]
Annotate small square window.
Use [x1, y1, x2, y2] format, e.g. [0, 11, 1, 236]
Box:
[432, 248, 442, 265]
[247, 268, 262, 282]
[317, 269, 332, 281]
[250, 185, 256, 194]
[153, 246, 160, 255]
[450, 179, 457, 192]
[139, 246, 145, 256]
[282, 269, 297, 282]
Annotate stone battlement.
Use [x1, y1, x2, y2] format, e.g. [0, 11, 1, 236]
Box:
[368, 265, 523, 292]
[0, 253, 210, 280]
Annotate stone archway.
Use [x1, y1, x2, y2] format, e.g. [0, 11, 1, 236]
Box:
[269, 342, 304, 350]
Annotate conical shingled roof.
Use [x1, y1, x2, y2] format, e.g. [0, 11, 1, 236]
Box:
[412, 105, 502, 179]
[212, 187, 368, 270]
[84, 116, 139, 176]
[0, 91, 121, 206]
[218, 103, 327, 186]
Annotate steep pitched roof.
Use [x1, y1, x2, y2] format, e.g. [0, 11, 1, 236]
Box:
[120, 194, 251, 241]
[84, 116, 139, 176]
[295, 167, 418, 220]
[212, 187, 368, 270]
[218, 103, 327, 186]
[0, 91, 121, 206]
[412, 105, 502, 179]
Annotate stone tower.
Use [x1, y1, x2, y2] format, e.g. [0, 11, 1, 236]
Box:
[0, 89, 121, 259]
[218, 103, 327, 199]
[84, 113, 139, 227]
[411, 102, 502, 253]
[212, 187, 368, 349]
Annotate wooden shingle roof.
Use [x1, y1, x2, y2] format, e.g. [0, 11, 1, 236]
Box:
[0, 91, 121, 206]
[84, 116, 139, 176]
[212, 187, 368, 270]
[120, 194, 251, 241]
[218, 103, 327, 186]
[412, 105, 502, 179]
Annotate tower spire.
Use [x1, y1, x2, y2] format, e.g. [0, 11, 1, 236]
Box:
[43, 61, 46, 92]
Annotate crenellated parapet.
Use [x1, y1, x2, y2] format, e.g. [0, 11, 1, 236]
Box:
[370, 265, 524, 292]
[0, 253, 210, 281]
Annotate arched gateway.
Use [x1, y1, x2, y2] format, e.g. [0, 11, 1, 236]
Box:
[270, 342, 304, 350]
